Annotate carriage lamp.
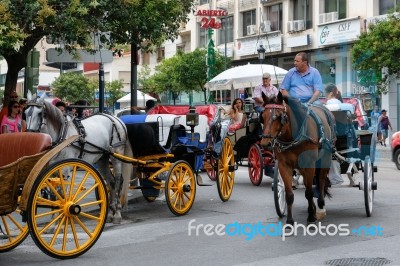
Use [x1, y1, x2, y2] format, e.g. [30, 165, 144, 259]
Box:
[186, 106, 199, 127]
[257, 44, 266, 61]
[186, 106, 199, 134]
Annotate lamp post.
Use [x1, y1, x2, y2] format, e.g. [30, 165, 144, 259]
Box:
[257, 44, 266, 62]
[218, 7, 228, 70]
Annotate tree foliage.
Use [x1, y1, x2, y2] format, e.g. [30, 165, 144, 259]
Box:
[351, 14, 400, 94]
[52, 72, 96, 103]
[106, 79, 125, 111]
[145, 48, 229, 97]
[0, 0, 194, 104]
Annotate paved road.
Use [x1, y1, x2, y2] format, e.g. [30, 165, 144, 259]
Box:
[1, 144, 399, 265]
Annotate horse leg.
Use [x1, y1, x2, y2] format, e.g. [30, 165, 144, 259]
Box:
[280, 166, 295, 226]
[301, 169, 317, 224]
[316, 168, 330, 221]
[110, 158, 124, 224]
[97, 156, 118, 223]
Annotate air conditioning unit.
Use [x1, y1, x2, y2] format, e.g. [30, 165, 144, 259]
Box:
[287, 21, 294, 32]
[294, 20, 305, 31]
[319, 13, 327, 24]
[260, 20, 271, 33]
[247, 24, 257, 35]
[326, 11, 338, 22]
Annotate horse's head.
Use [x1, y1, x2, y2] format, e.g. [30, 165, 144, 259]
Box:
[25, 102, 46, 133]
[260, 91, 288, 147]
[25, 101, 64, 138]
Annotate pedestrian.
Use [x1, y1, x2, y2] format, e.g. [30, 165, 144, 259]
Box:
[370, 105, 381, 129]
[252, 72, 279, 113]
[377, 109, 392, 146]
[55, 101, 67, 114]
[1, 100, 26, 133]
[280, 52, 323, 105]
[0, 91, 19, 133]
[18, 98, 28, 123]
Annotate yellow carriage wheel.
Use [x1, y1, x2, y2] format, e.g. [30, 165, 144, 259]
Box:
[27, 159, 108, 259]
[217, 137, 235, 202]
[165, 161, 196, 216]
[0, 205, 29, 253]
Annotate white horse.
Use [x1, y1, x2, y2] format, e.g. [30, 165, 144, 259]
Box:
[25, 100, 133, 224]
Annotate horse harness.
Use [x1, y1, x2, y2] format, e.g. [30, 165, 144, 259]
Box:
[70, 113, 124, 158]
[262, 103, 334, 152]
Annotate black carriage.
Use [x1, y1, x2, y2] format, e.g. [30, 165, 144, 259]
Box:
[120, 104, 236, 216]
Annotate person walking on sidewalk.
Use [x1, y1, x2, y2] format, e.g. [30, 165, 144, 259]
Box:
[377, 109, 392, 146]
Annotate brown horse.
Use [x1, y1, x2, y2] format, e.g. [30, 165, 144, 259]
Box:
[260, 91, 336, 225]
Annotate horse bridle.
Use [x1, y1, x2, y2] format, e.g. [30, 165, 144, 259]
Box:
[261, 103, 288, 139]
[25, 103, 46, 132]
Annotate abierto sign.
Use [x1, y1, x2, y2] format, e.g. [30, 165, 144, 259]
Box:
[46, 48, 113, 63]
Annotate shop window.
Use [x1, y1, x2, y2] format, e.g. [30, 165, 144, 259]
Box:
[157, 48, 165, 62]
[242, 9, 256, 37]
[379, 0, 400, 14]
[293, 0, 313, 29]
[218, 16, 234, 45]
[267, 3, 283, 32]
[323, 0, 346, 19]
[198, 24, 207, 48]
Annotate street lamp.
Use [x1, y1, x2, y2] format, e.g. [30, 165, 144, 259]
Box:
[257, 44, 266, 61]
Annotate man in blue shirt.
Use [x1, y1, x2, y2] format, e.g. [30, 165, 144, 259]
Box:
[280, 52, 323, 104]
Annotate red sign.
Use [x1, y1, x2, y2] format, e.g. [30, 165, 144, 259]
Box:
[195, 9, 228, 17]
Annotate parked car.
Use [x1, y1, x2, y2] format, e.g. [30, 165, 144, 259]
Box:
[391, 130, 400, 170]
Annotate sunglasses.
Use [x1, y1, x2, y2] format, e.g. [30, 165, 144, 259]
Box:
[12, 105, 19, 108]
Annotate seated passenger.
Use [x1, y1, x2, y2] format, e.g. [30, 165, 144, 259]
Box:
[325, 83, 342, 105]
[223, 98, 246, 132]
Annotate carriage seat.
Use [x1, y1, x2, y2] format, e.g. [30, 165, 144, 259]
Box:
[0, 133, 52, 168]
[147, 105, 217, 126]
[124, 122, 167, 157]
[145, 114, 181, 146]
[325, 103, 355, 114]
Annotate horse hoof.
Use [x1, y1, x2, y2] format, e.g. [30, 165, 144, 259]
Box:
[113, 216, 122, 224]
[316, 208, 326, 220]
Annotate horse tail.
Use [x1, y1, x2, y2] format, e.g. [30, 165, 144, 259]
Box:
[120, 138, 133, 208]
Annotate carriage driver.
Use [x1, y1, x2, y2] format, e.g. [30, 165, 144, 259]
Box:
[280, 52, 323, 105]
[252, 72, 279, 113]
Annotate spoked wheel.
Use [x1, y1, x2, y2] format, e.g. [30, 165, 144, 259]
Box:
[0, 204, 29, 253]
[248, 144, 263, 186]
[273, 160, 287, 218]
[205, 155, 217, 181]
[217, 137, 235, 202]
[27, 159, 108, 259]
[362, 156, 376, 217]
[165, 161, 196, 216]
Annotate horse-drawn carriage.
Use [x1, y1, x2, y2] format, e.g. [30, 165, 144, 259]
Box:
[120, 104, 236, 215]
[0, 133, 108, 259]
[225, 101, 275, 186]
[259, 92, 378, 226]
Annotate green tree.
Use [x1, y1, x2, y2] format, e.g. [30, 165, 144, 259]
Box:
[351, 14, 400, 94]
[52, 72, 96, 103]
[148, 48, 229, 102]
[106, 79, 125, 112]
[0, 0, 194, 105]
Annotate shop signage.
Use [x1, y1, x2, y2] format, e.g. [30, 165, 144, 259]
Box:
[195, 9, 228, 29]
[351, 83, 377, 94]
[317, 18, 361, 46]
[237, 32, 282, 56]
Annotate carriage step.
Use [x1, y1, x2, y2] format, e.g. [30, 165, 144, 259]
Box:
[373, 165, 378, 173]
[196, 174, 214, 186]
